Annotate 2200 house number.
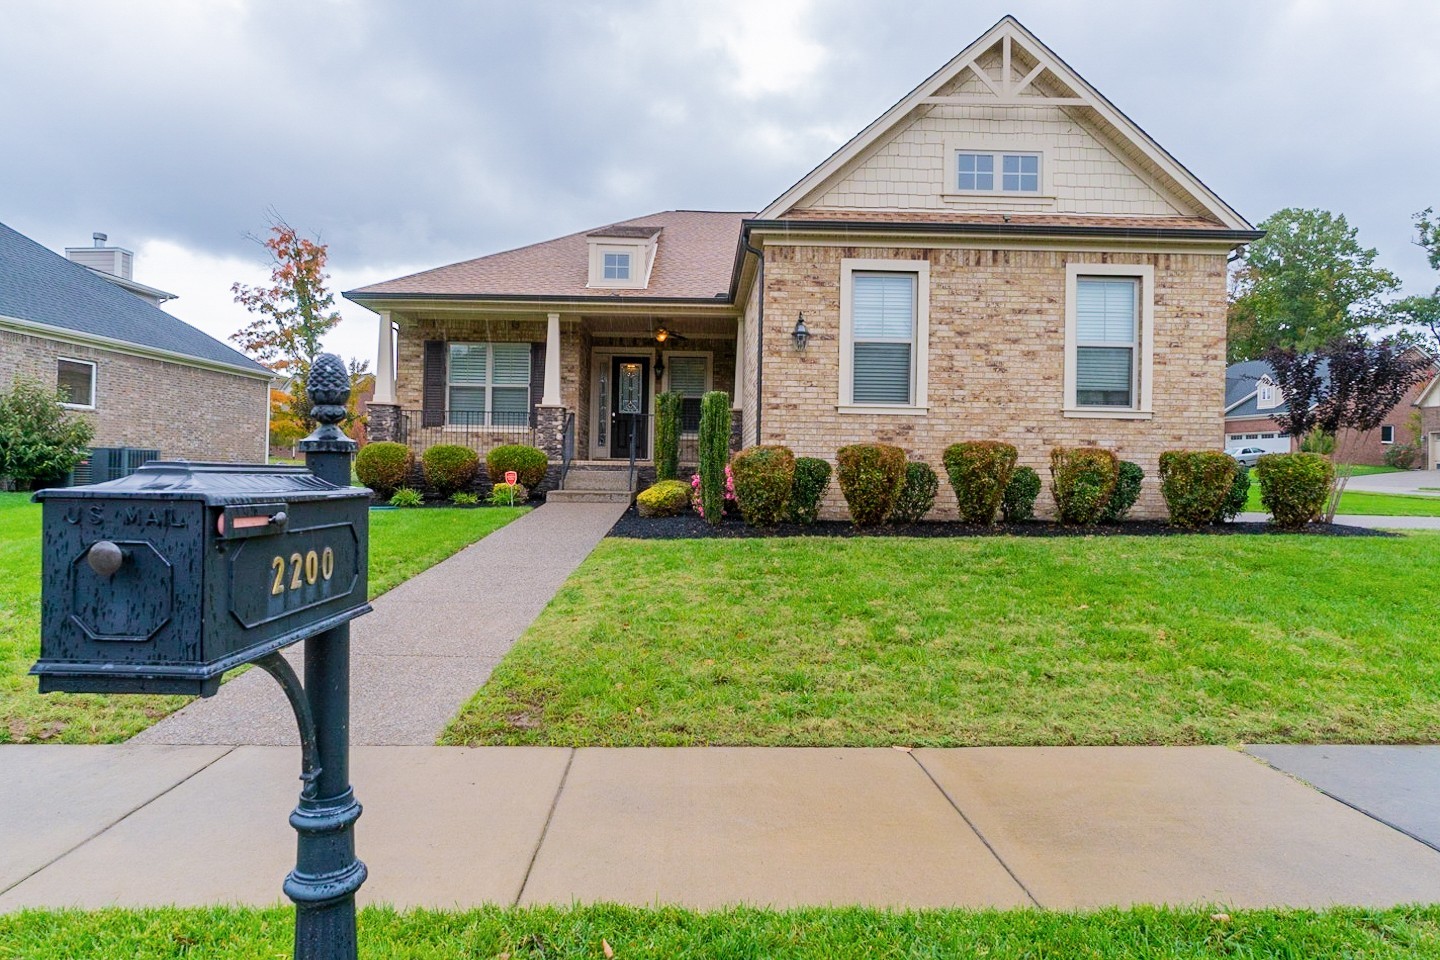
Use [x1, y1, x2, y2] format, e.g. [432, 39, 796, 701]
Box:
[270, 547, 336, 595]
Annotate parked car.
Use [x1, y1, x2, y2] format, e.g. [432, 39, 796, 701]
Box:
[1225, 446, 1268, 467]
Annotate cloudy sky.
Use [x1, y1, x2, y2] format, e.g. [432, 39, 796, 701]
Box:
[3, 1, 1437, 368]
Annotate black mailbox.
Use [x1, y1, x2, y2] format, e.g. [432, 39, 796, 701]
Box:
[32, 460, 371, 697]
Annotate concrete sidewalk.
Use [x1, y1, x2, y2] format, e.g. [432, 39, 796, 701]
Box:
[1340, 469, 1440, 496]
[132, 502, 628, 747]
[4, 744, 1440, 912]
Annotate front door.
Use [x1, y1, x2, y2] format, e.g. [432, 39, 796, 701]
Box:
[609, 356, 650, 459]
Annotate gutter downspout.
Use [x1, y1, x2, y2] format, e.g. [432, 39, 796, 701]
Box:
[742, 237, 764, 445]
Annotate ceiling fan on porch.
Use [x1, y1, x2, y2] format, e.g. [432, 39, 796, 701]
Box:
[652, 324, 688, 344]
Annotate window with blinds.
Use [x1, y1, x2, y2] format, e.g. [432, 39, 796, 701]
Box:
[1074, 277, 1138, 407]
[851, 273, 916, 405]
[448, 342, 531, 426]
[667, 355, 708, 432]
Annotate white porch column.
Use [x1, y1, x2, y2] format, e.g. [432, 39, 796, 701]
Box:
[542, 312, 562, 406]
[374, 310, 396, 404]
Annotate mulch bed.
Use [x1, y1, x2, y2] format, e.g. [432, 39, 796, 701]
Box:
[609, 507, 1394, 540]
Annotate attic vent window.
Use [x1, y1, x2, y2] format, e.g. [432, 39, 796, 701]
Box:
[956, 151, 1041, 193]
[603, 252, 631, 281]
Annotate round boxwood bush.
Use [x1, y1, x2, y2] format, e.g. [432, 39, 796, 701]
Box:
[730, 445, 796, 527]
[637, 479, 692, 518]
[836, 443, 907, 528]
[943, 441, 1018, 524]
[1255, 452, 1334, 530]
[1001, 466, 1041, 523]
[1050, 447, 1118, 526]
[890, 461, 938, 523]
[789, 457, 832, 525]
[421, 443, 479, 497]
[355, 441, 413, 498]
[1159, 450, 1237, 529]
[486, 444, 548, 490]
[1099, 460, 1144, 523]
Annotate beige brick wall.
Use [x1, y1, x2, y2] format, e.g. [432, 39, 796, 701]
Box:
[0, 329, 268, 463]
[755, 243, 1229, 519]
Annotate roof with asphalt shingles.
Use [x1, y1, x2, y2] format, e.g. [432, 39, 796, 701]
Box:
[0, 221, 270, 376]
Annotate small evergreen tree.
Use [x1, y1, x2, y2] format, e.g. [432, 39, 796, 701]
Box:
[697, 390, 731, 525]
[654, 391, 681, 481]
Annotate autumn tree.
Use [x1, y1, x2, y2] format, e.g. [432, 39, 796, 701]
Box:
[1262, 335, 1429, 521]
[231, 218, 343, 431]
[1228, 208, 1400, 362]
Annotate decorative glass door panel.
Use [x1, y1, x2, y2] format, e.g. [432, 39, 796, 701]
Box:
[608, 356, 650, 459]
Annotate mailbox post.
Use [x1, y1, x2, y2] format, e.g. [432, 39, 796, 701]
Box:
[30, 353, 370, 960]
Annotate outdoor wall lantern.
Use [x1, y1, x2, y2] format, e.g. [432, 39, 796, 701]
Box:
[654, 356, 665, 382]
[792, 312, 810, 350]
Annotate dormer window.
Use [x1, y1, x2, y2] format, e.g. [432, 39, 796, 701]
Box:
[586, 225, 660, 289]
[603, 251, 631, 281]
[1257, 377, 1281, 410]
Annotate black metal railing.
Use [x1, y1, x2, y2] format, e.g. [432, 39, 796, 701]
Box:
[560, 411, 575, 490]
[678, 434, 700, 470]
[392, 409, 534, 457]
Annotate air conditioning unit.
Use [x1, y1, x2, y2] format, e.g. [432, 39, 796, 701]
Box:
[68, 447, 161, 486]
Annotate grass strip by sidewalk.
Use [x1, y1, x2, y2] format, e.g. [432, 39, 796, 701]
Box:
[0, 493, 526, 744]
[1244, 484, 1440, 517]
[446, 533, 1440, 747]
[2, 904, 1438, 959]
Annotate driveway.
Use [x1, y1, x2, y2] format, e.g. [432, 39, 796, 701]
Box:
[1342, 469, 1440, 496]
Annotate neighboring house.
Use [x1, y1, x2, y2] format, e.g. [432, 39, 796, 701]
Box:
[1225, 358, 1435, 466]
[0, 222, 273, 471]
[347, 16, 1262, 517]
[1412, 378, 1440, 469]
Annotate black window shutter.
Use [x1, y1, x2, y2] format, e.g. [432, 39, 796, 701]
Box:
[529, 342, 546, 428]
[422, 340, 446, 427]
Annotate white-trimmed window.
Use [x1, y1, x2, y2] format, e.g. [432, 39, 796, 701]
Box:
[603, 252, 631, 281]
[955, 150, 1040, 193]
[665, 354, 710, 432]
[839, 259, 930, 414]
[1063, 263, 1154, 418]
[447, 342, 530, 426]
[57, 358, 96, 409]
[1381, 425, 1395, 444]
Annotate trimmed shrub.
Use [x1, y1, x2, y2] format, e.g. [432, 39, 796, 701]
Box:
[1385, 441, 1420, 469]
[890, 461, 938, 523]
[389, 487, 423, 507]
[488, 482, 527, 506]
[1255, 452, 1334, 530]
[1050, 447, 1118, 526]
[356, 441, 412, 498]
[789, 457, 832, 525]
[731, 445, 796, 527]
[1001, 466, 1041, 523]
[421, 444, 479, 497]
[1159, 451, 1237, 529]
[450, 491, 480, 506]
[1099, 461, 1144, 524]
[654, 392, 682, 482]
[637, 479, 693, 518]
[0, 376, 94, 488]
[697, 390, 731, 525]
[1218, 465, 1250, 523]
[943, 441, 1018, 525]
[486, 444, 548, 490]
[835, 443, 907, 527]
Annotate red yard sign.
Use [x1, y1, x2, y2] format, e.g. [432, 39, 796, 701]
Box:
[505, 471, 518, 485]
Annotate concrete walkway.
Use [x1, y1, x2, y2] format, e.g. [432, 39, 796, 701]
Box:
[133, 502, 628, 747]
[1341, 469, 1440, 495]
[4, 744, 1440, 912]
[1237, 511, 1440, 529]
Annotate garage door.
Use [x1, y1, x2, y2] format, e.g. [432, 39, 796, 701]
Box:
[1225, 432, 1290, 454]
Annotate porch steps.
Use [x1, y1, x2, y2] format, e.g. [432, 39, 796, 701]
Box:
[546, 464, 635, 504]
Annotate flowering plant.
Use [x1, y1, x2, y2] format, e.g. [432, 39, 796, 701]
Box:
[690, 465, 736, 518]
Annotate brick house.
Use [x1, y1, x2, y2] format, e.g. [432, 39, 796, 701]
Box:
[1225, 358, 1435, 467]
[348, 16, 1261, 517]
[0, 222, 272, 474]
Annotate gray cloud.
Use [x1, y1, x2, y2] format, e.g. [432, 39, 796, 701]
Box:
[2, 0, 1437, 296]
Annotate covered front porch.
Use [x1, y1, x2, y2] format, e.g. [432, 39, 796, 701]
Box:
[366, 308, 744, 483]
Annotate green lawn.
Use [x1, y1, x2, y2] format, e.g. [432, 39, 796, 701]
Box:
[1244, 485, 1440, 517]
[0, 494, 524, 744]
[2, 904, 1438, 959]
[445, 533, 1440, 748]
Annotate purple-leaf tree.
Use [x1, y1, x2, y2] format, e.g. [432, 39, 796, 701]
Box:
[1262, 334, 1431, 521]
